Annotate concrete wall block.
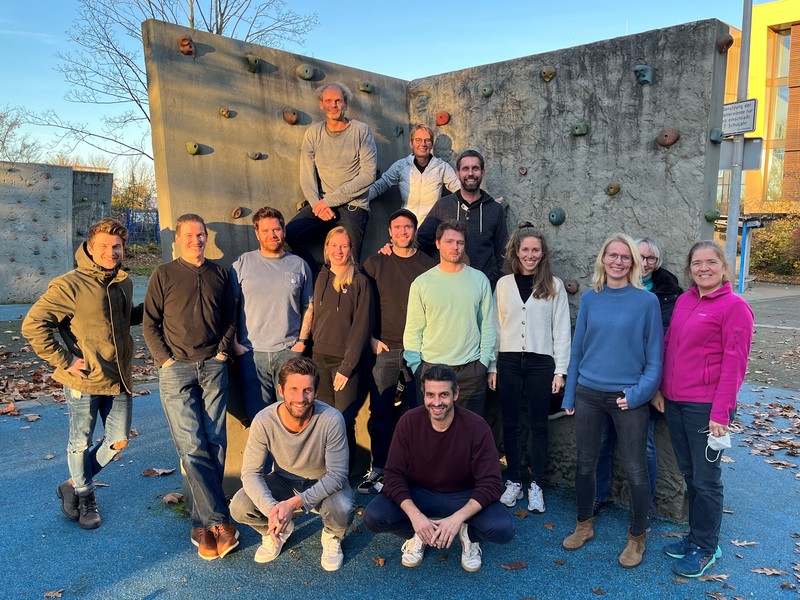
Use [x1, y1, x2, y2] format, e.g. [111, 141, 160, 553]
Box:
[72, 170, 113, 254]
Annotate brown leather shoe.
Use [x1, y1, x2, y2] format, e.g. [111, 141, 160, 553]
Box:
[562, 518, 595, 550]
[619, 530, 647, 568]
[193, 527, 218, 561]
[210, 523, 240, 558]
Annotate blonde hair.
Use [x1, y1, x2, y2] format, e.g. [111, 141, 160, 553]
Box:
[323, 226, 356, 291]
[590, 233, 644, 292]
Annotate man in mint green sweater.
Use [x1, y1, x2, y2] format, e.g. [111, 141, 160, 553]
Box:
[403, 221, 496, 416]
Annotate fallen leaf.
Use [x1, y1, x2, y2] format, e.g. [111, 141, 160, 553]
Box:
[705, 592, 726, 600]
[780, 581, 797, 590]
[371, 556, 385, 567]
[141, 467, 175, 477]
[662, 531, 686, 539]
[671, 576, 689, 584]
[25, 414, 41, 422]
[43, 590, 64, 598]
[438, 553, 448, 562]
[790, 533, 800, 539]
[731, 540, 758, 547]
[723, 508, 735, 514]
[163, 492, 184, 504]
[752, 567, 787, 575]
[356, 507, 364, 515]
[112, 453, 123, 462]
[735, 553, 744, 559]
[43, 454, 55, 460]
[554, 559, 564, 566]
[699, 573, 730, 582]
[129, 428, 139, 437]
[0, 402, 20, 416]
[513, 508, 528, 519]
[721, 455, 735, 463]
[501, 560, 527, 571]
[20, 425, 30, 430]
[94, 481, 109, 488]
[592, 588, 605, 595]
[543, 522, 554, 531]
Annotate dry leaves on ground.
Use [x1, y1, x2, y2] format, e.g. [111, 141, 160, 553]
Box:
[501, 560, 527, 571]
[731, 539, 758, 547]
[513, 508, 528, 520]
[43, 454, 55, 460]
[43, 590, 64, 598]
[371, 556, 385, 567]
[752, 567, 787, 575]
[698, 573, 730, 582]
[162, 492, 183, 504]
[141, 468, 175, 477]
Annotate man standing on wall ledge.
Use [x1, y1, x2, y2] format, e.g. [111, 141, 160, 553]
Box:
[143, 213, 239, 562]
[286, 81, 378, 277]
[23, 219, 143, 531]
[416, 149, 507, 288]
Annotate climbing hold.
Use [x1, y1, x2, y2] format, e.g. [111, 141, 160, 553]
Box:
[178, 36, 194, 57]
[245, 54, 260, 73]
[573, 123, 588, 136]
[564, 280, 579, 294]
[219, 107, 231, 118]
[656, 128, 681, 147]
[436, 111, 451, 126]
[518, 167, 528, 176]
[549, 207, 566, 226]
[716, 34, 734, 54]
[186, 142, 200, 155]
[231, 207, 244, 219]
[709, 128, 724, 144]
[540, 66, 556, 82]
[358, 81, 374, 93]
[705, 210, 721, 222]
[633, 65, 653, 85]
[283, 107, 300, 125]
[247, 151, 262, 160]
[606, 183, 621, 196]
[395, 126, 404, 137]
[481, 85, 493, 98]
[43, 173, 51, 179]
[296, 63, 314, 80]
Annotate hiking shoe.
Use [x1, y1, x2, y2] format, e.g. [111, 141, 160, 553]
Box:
[78, 492, 101, 530]
[527, 482, 545, 513]
[592, 499, 608, 517]
[193, 527, 218, 560]
[255, 519, 294, 563]
[356, 470, 384, 495]
[500, 480, 523, 507]
[210, 523, 239, 558]
[57, 481, 79, 522]
[563, 518, 594, 550]
[664, 536, 723, 560]
[401, 534, 426, 567]
[320, 530, 344, 571]
[672, 545, 718, 578]
[459, 523, 482, 572]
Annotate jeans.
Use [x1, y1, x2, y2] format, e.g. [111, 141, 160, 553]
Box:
[313, 352, 362, 465]
[159, 358, 230, 528]
[417, 360, 488, 416]
[574, 384, 650, 536]
[497, 352, 555, 484]
[285, 203, 369, 278]
[362, 486, 515, 544]
[368, 349, 412, 470]
[64, 386, 132, 495]
[237, 348, 300, 422]
[595, 415, 658, 507]
[230, 473, 354, 538]
[664, 399, 723, 552]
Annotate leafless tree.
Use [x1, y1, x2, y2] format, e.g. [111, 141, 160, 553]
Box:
[0, 106, 43, 163]
[33, 0, 317, 160]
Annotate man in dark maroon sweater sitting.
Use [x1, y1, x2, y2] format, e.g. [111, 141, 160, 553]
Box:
[361, 364, 514, 571]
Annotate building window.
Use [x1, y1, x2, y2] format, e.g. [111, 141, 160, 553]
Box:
[764, 28, 790, 202]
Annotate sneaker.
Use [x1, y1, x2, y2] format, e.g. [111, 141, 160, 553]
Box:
[459, 523, 482, 572]
[356, 470, 384, 495]
[78, 492, 101, 530]
[527, 482, 545, 513]
[255, 520, 295, 563]
[672, 545, 719, 578]
[500, 480, 523, 507]
[401, 534, 426, 568]
[57, 481, 79, 522]
[193, 527, 219, 560]
[210, 523, 240, 558]
[664, 536, 723, 560]
[320, 530, 344, 571]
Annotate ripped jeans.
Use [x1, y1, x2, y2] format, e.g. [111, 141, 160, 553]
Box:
[64, 386, 132, 495]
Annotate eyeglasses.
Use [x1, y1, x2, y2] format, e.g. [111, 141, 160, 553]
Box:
[605, 253, 632, 264]
[640, 255, 657, 265]
[412, 138, 433, 145]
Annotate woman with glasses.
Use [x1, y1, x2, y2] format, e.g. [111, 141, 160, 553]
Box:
[561, 233, 663, 569]
[593, 238, 682, 515]
[653, 241, 753, 578]
[488, 224, 571, 514]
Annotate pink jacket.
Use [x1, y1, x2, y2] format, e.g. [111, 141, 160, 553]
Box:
[660, 282, 754, 425]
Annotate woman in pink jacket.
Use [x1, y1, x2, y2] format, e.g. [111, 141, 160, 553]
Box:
[653, 241, 753, 578]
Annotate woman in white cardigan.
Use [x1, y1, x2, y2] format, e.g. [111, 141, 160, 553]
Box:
[488, 223, 571, 513]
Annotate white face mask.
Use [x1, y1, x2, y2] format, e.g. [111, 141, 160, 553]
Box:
[700, 427, 732, 462]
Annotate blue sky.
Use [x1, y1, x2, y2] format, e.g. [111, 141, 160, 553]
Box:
[0, 1, 754, 158]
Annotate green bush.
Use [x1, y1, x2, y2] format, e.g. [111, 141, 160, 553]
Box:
[750, 215, 800, 276]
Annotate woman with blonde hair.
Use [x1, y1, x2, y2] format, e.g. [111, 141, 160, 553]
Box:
[488, 223, 570, 513]
[561, 233, 663, 569]
[311, 226, 373, 465]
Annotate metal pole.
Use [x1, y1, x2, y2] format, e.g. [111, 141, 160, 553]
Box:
[724, 0, 753, 282]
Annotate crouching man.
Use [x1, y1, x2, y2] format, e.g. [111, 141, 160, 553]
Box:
[230, 357, 354, 571]
[362, 364, 514, 571]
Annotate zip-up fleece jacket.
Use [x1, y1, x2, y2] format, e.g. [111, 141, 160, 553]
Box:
[416, 190, 508, 286]
[22, 243, 142, 395]
[660, 282, 754, 425]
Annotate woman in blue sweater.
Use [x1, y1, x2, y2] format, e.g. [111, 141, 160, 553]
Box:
[561, 233, 663, 569]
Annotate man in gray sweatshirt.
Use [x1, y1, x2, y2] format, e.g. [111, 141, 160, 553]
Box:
[230, 357, 354, 571]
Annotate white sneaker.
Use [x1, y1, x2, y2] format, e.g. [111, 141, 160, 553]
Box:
[254, 519, 294, 563]
[401, 534, 426, 567]
[459, 523, 482, 572]
[320, 529, 344, 571]
[500, 480, 523, 507]
[528, 482, 546, 513]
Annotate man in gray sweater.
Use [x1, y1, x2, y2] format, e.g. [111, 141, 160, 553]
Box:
[230, 357, 354, 571]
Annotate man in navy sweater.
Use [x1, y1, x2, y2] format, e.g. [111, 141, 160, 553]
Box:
[362, 364, 514, 572]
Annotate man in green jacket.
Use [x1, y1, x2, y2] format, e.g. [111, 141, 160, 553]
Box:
[22, 219, 142, 530]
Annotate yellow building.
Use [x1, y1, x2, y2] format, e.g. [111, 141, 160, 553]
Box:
[721, 0, 800, 215]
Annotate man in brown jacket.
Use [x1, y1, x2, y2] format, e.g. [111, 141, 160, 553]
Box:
[22, 219, 142, 530]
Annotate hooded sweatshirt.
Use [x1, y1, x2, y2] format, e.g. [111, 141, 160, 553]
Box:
[22, 243, 142, 395]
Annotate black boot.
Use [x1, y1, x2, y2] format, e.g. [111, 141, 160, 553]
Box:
[56, 481, 79, 521]
[78, 492, 101, 530]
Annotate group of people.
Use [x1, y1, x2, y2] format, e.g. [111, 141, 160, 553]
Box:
[21, 80, 754, 579]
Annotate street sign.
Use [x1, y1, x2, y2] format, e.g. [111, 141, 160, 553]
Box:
[722, 99, 757, 135]
[718, 137, 763, 170]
